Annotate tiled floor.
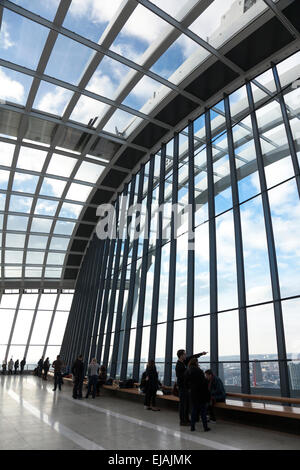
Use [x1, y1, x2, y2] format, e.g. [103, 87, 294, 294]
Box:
[0, 375, 299, 450]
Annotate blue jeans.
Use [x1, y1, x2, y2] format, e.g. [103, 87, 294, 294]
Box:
[86, 375, 98, 398]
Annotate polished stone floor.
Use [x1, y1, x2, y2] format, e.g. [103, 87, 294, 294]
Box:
[0, 375, 299, 451]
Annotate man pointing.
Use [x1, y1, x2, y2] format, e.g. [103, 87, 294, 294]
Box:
[175, 349, 208, 426]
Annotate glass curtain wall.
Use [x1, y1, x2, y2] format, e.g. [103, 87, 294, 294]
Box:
[0, 290, 73, 370]
[65, 51, 300, 397]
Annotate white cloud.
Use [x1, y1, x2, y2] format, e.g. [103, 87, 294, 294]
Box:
[0, 21, 15, 50]
[0, 68, 24, 104]
[69, 0, 123, 24]
[36, 86, 71, 116]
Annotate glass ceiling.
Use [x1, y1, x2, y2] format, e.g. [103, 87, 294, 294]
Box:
[0, 0, 296, 287]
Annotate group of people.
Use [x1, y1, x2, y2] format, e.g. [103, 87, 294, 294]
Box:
[1, 358, 26, 375]
[29, 349, 225, 433]
[36, 357, 51, 380]
[50, 354, 107, 400]
[71, 355, 107, 400]
[140, 350, 226, 433]
[176, 349, 226, 432]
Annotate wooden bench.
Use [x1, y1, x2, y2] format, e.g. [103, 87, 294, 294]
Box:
[102, 383, 300, 424]
[46, 373, 300, 431]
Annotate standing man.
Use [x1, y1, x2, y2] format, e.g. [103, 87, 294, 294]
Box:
[38, 356, 44, 377]
[175, 349, 207, 426]
[43, 357, 50, 381]
[14, 359, 19, 375]
[71, 354, 85, 400]
[52, 355, 64, 391]
[8, 358, 14, 375]
[20, 358, 26, 375]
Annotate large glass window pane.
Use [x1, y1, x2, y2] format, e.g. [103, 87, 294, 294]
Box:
[9, 195, 33, 214]
[12, 173, 39, 193]
[65, 183, 92, 202]
[17, 147, 47, 172]
[19, 294, 38, 309]
[0, 67, 32, 106]
[240, 196, 273, 305]
[143, 254, 154, 327]
[247, 304, 278, 359]
[7, 345, 26, 362]
[174, 232, 188, 320]
[268, 179, 300, 298]
[220, 362, 241, 389]
[172, 319, 186, 360]
[0, 294, 20, 309]
[218, 310, 240, 361]
[30, 310, 53, 345]
[256, 100, 295, 188]
[31, 218, 53, 233]
[0, 9, 48, 70]
[157, 243, 170, 323]
[26, 345, 45, 366]
[39, 294, 57, 311]
[40, 178, 66, 198]
[34, 82, 73, 117]
[75, 162, 105, 183]
[155, 323, 166, 364]
[282, 298, 300, 361]
[216, 210, 238, 311]
[10, 309, 35, 344]
[232, 117, 259, 203]
[35, 199, 59, 216]
[194, 222, 209, 315]
[193, 315, 210, 359]
[7, 215, 29, 232]
[47, 311, 69, 345]
[45, 34, 93, 85]
[56, 294, 73, 311]
[140, 325, 150, 369]
[0, 141, 15, 166]
[0, 309, 15, 344]
[46, 154, 76, 177]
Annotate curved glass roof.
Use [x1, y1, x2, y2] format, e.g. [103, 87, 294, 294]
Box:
[0, 0, 298, 288]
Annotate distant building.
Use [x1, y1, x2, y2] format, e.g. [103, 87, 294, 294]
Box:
[219, 363, 225, 383]
[252, 361, 263, 386]
[288, 362, 300, 390]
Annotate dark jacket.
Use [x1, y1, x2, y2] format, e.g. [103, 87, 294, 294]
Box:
[175, 353, 204, 388]
[52, 359, 63, 373]
[209, 375, 226, 402]
[184, 366, 210, 405]
[71, 359, 84, 379]
[43, 359, 50, 371]
[142, 367, 161, 393]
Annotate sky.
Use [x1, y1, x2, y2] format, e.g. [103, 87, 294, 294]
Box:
[0, 0, 268, 133]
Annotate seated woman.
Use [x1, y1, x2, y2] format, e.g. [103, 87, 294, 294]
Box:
[96, 365, 107, 396]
